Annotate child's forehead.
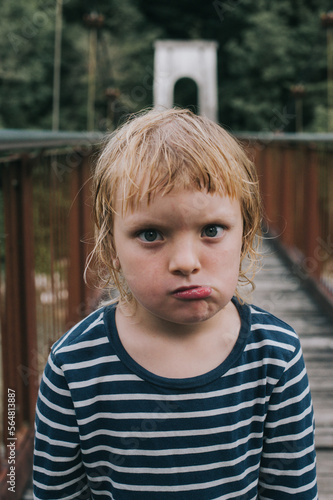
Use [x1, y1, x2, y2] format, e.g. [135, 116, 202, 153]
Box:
[114, 185, 240, 217]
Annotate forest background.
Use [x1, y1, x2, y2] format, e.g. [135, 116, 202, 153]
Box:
[0, 0, 332, 133]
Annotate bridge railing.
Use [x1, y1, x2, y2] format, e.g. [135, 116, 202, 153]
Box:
[0, 131, 102, 499]
[239, 133, 333, 311]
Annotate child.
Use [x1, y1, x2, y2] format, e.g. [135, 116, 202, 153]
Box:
[34, 108, 317, 499]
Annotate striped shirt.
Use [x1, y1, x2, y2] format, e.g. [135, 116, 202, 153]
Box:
[33, 298, 318, 499]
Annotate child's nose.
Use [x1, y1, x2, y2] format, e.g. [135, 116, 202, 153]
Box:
[168, 239, 201, 276]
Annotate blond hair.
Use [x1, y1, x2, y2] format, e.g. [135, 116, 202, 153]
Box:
[90, 107, 262, 307]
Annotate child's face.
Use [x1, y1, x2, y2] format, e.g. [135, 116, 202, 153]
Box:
[113, 188, 243, 326]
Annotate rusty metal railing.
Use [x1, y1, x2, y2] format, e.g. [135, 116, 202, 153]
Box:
[239, 133, 333, 311]
[0, 130, 102, 499]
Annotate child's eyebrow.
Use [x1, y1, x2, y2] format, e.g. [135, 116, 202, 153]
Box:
[121, 214, 170, 229]
[121, 208, 240, 228]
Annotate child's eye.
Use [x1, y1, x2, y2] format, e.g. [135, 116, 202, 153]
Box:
[201, 225, 225, 238]
[138, 229, 163, 242]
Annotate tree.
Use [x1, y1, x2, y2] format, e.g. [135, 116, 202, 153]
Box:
[0, 0, 160, 131]
[0, 1, 55, 129]
[222, 1, 329, 131]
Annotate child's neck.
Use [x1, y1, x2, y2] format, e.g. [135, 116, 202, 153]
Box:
[115, 301, 241, 379]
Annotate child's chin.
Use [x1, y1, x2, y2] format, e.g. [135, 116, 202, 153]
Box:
[163, 307, 219, 326]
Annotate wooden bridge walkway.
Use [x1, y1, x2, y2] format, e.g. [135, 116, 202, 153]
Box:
[251, 241, 333, 499]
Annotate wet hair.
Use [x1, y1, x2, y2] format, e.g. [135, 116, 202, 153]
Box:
[89, 107, 262, 307]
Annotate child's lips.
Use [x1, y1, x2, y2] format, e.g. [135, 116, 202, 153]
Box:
[172, 286, 212, 300]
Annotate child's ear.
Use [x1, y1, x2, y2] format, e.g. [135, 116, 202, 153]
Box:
[112, 256, 121, 271]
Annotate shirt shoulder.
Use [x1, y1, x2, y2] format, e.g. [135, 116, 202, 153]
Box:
[50, 306, 112, 362]
[245, 302, 301, 363]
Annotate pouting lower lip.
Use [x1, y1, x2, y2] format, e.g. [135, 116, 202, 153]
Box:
[172, 286, 212, 300]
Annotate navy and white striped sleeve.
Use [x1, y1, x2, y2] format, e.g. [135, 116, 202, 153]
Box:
[258, 340, 317, 499]
[33, 352, 89, 500]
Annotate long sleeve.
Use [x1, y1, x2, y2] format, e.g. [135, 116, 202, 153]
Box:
[33, 352, 90, 500]
[258, 343, 317, 499]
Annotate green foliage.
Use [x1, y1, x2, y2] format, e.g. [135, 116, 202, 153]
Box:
[0, 1, 55, 128]
[0, 0, 332, 131]
[221, 1, 330, 131]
